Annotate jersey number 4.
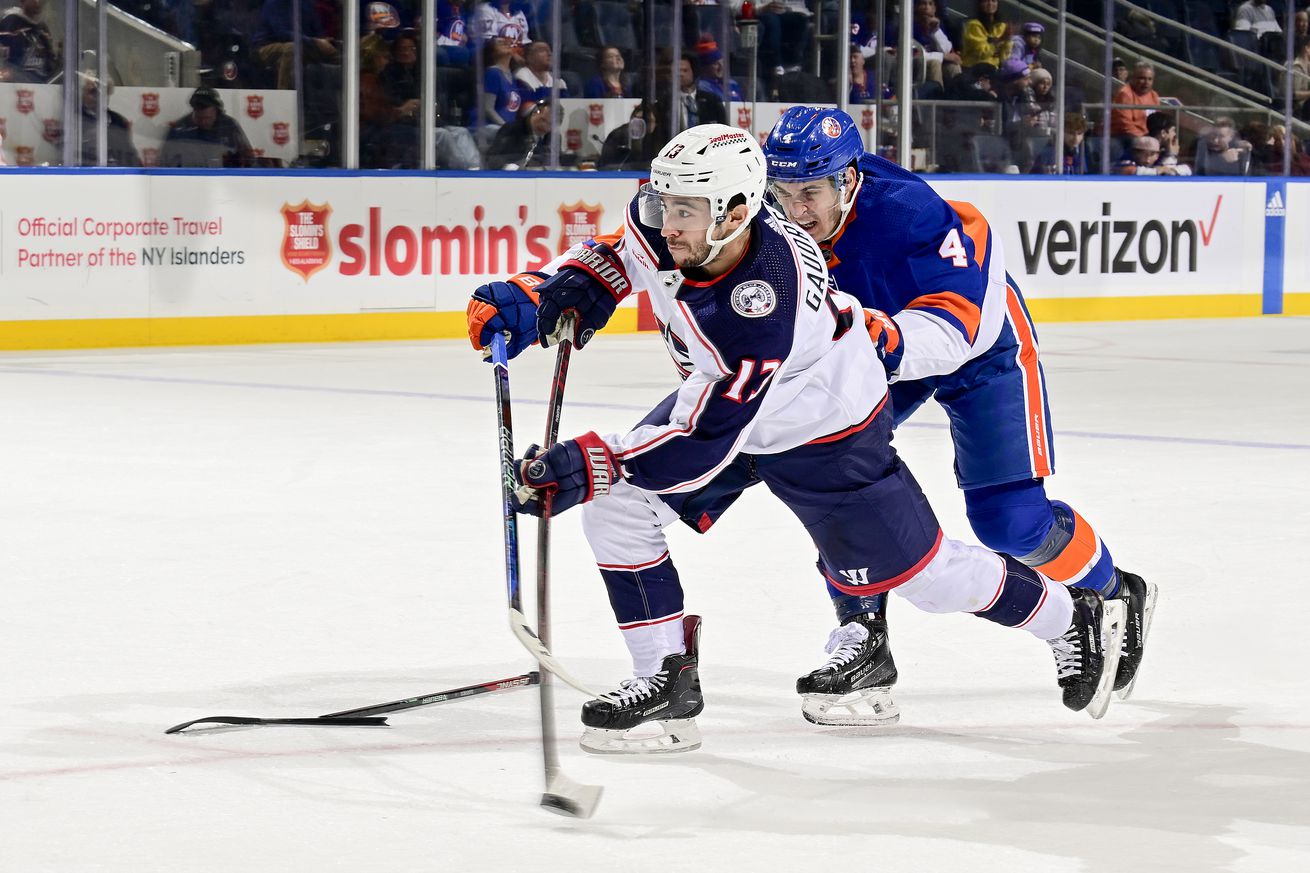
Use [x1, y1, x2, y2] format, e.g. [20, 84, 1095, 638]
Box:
[939, 228, 969, 267]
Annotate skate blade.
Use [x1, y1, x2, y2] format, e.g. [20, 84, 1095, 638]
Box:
[579, 718, 702, 755]
[1086, 600, 1127, 720]
[800, 688, 900, 727]
[1115, 582, 1159, 701]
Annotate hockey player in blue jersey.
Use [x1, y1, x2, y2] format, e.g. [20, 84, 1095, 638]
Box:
[761, 106, 1158, 722]
[466, 124, 1126, 753]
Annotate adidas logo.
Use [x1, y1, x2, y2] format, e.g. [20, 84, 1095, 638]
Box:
[1266, 190, 1285, 217]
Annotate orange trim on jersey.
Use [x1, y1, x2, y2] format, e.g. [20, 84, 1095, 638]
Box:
[1005, 285, 1052, 478]
[591, 226, 626, 249]
[945, 200, 991, 272]
[806, 394, 887, 445]
[1033, 508, 1100, 584]
[906, 291, 982, 344]
[824, 529, 946, 596]
[822, 201, 858, 268]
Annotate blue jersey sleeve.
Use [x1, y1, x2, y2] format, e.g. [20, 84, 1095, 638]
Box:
[899, 197, 989, 347]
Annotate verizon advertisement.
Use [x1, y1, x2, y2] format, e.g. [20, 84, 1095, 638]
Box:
[927, 179, 1265, 298]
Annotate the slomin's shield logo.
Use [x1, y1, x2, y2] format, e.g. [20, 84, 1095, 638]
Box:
[141, 93, 160, 118]
[247, 95, 264, 119]
[271, 122, 290, 146]
[16, 89, 33, 114]
[280, 201, 332, 281]
[557, 201, 603, 253]
[737, 106, 751, 129]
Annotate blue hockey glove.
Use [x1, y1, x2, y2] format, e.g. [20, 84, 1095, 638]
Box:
[864, 308, 904, 377]
[467, 274, 544, 359]
[535, 242, 631, 350]
[512, 432, 619, 517]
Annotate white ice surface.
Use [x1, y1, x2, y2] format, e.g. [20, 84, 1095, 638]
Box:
[2, 319, 1308, 872]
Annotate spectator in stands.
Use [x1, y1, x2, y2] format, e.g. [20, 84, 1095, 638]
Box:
[1293, 35, 1310, 120]
[849, 49, 877, 102]
[0, 0, 58, 83]
[159, 87, 256, 168]
[999, 58, 1035, 129]
[1194, 116, 1251, 176]
[758, 1, 813, 78]
[1011, 21, 1043, 69]
[1112, 57, 1128, 85]
[696, 40, 743, 101]
[1146, 112, 1191, 174]
[381, 28, 420, 106]
[599, 100, 667, 170]
[1270, 124, 1310, 175]
[254, 0, 340, 90]
[481, 35, 522, 129]
[1118, 10, 1173, 56]
[585, 45, 632, 98]
[472, 0, 530, 57]
[1296, 9, 1308, 41]
[961, 0, 1011, 69]
[672, 55, 727, 128]
[1031, 112, 1089, 174]
[1110, 61, 1161, 150]
[515, 40, 566, 99]
[947, 61, 999, 101]
[1129, 136, 1165, 174]
[436, 0, 472, 66]
[902, 0, 962, 86]
[1029, 67, 1054, 128]
[360, 34, 419, 168]
[487, 97, 559, 169]
[1235, 0, 1281, 39]
[78, 77, 141, 168]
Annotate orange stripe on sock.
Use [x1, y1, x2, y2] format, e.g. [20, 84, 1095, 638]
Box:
[1005, 286, 1052, 478]
[1034, 508, 1099, 583]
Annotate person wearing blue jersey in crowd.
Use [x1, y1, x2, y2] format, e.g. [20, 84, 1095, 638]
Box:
[760, 106, 1157, 720]
[464, 124, 1128, 750]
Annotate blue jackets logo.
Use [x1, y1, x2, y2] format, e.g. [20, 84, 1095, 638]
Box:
[731, 280, 777, 317]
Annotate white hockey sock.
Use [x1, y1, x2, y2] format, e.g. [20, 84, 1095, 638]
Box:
[1022, 577, 1075, 641]
[619, 614, 686, 677]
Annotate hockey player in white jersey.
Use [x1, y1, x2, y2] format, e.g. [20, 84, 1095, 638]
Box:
[467, 125, 1126, 753]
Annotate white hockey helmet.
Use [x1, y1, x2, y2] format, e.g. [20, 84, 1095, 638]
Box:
[638, 123, 768, 267]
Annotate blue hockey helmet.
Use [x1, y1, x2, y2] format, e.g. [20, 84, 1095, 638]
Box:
[763, 106, 864, 182]
[764, 107, 864, 242]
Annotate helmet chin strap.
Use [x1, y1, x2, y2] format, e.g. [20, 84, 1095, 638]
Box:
[692, 211, 751, 269]
[822, 170, 863, 245]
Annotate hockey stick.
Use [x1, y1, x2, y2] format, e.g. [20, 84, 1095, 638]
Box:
[163, 673, 541, 734]
[534, 340, 604, 818]
[490, 336, 602, 699]
[490, 333, 602, 819]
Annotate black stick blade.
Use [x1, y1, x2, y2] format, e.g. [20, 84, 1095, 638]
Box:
[165, 716, 388, 734]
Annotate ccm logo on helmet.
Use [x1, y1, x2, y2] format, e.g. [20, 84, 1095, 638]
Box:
[769, 159, 799, 168]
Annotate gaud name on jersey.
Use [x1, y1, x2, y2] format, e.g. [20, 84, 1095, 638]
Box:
[1017, 199, 1215, 277]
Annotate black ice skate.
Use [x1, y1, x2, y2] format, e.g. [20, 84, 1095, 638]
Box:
[797, 613, 900, 726]
[1047, 588, 1126, 719]
[1112, 570, 1158, 700]
[579, 615, 704, 755]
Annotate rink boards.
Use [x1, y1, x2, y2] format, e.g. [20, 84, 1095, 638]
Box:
[0, 171, 1305, 350]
